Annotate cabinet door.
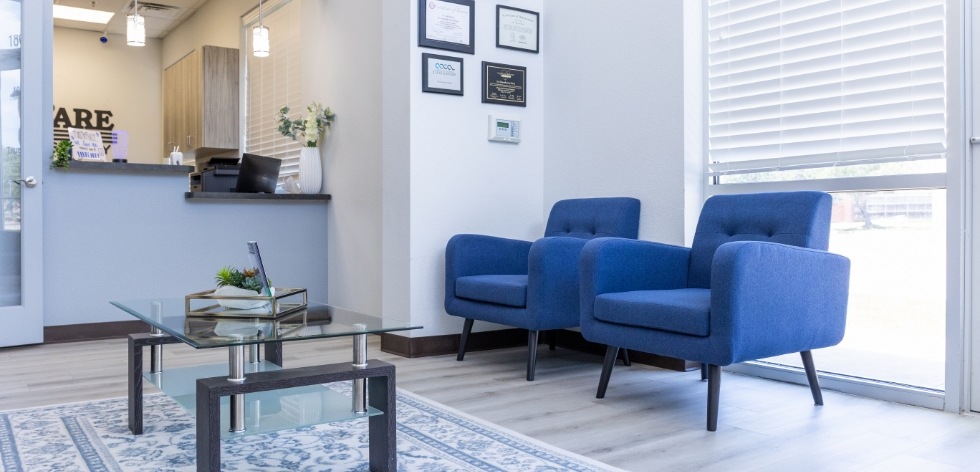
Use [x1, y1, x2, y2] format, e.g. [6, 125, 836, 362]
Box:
[163, 64, 178, 155]
[183, 49, 201, 151]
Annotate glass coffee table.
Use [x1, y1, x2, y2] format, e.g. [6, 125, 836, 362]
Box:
[111, 298, 421, 472]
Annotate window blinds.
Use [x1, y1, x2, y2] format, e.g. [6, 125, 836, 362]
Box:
[243, 0, 302, 179]
[706, 0, 946, 176]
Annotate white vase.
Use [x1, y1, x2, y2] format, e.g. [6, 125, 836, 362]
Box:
[298, 146, 322, 194]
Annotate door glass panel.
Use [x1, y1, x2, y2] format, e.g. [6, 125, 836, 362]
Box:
[0, 0, 20, 307]
[763, 189, 947, 390]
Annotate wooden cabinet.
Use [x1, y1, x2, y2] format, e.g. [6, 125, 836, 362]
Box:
[163, 46, 239, 161]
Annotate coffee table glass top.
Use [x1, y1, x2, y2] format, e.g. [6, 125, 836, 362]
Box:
[111, 298, 421, 349]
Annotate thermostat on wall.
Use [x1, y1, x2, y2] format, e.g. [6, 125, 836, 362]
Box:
[488, 115, 521, 144]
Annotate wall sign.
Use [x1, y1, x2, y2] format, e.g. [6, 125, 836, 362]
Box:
[422, 53, 464, 95]
[419, 0, 475, 54]
[481, 62, 526, 107]
[496, 5, 539, 53]
[53, 106, 115, 155]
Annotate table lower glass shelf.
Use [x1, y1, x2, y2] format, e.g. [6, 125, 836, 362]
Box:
[143, 361, 382, 439]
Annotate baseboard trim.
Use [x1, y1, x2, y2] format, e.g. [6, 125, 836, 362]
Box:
[380, 328, 698, 372]
[44, 320, 149, 344]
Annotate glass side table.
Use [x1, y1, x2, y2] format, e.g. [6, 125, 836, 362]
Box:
[111, 298, 421, 472]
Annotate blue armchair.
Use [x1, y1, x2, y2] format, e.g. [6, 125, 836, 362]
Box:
[580, 191, 850, 430]
[446, 197, 641, 381]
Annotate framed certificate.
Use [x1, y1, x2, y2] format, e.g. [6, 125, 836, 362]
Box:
[419, 0, 475, 54]
[422, 53, 464, 95]
[496, 5, 539, 53]
[481, 62, 526, 107]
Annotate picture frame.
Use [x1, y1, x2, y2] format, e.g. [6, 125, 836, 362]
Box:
[496, 5, 539, 53]
[481, 61, 526, 107]
[418, 0, 475, 54]
[422, 53, 464, 95]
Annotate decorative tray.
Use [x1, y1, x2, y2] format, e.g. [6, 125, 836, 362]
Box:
[184, 287, 308, 319]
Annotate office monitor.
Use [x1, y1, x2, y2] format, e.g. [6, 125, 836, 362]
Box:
[235, 153, 281, 193]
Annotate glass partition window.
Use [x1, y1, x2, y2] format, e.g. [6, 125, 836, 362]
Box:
[705, 1, 948, 392]
[243, 0, 302, 182]
[762, 189, 947, 390]
[0, 0, 20, 306]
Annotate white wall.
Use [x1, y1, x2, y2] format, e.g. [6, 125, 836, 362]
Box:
[396, 0, 547, 336]
[161, 0, 250, 67]
[543, 1, 686, 245]
[304, 0, 385, 317]
[53, 28, 162, 164]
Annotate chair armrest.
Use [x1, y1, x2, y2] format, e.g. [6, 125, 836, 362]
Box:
[709, 241, 851, 365]
[445, 234, 533, 309]
[524, 237, 590, 329]
[580, 237, 691, 298]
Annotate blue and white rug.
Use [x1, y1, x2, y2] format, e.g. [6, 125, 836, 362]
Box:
[0, 388, 621, 471]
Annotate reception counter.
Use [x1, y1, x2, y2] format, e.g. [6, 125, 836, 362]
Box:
[41, 162, 331, 328]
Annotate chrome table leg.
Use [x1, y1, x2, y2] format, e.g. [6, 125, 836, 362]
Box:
[228, 345, 246, 433]
[352, 323, 368, 413]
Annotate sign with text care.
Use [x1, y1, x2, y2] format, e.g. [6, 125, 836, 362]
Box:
[53, 106, 115, 157]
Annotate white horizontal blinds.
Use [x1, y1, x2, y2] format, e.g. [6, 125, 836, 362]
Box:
[707, 0, 946, 176]
[244, 0, 302, 179]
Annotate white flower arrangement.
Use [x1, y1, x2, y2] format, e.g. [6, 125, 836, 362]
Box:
[277, 102, 336, 148]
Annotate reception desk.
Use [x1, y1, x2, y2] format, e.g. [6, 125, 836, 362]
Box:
[41, 161, 331, 329]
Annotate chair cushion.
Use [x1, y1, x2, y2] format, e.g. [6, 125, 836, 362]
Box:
[593, 288, 711, 336]
[455, 275, 528, 308]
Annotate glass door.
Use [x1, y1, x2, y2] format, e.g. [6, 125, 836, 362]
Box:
[0, 0, 46, 347]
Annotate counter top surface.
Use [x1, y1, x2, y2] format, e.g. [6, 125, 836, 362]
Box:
[63, 161, 194, 174]
[184, 192, 331, 201]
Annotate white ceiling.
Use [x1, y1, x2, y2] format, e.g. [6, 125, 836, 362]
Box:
[53, 0, 212, 39]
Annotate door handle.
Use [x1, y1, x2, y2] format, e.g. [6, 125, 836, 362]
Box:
[971, 137, 980, 144]
[7, 177, 37, 188]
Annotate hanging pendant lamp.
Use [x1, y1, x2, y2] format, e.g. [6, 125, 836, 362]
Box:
[253, 0, 270, 57]
[127, 0, 145, 47]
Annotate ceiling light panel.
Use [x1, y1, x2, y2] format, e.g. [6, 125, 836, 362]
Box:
[53, 5, 115, 24]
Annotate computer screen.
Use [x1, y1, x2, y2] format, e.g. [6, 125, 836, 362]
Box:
[234, 153, 281, 193]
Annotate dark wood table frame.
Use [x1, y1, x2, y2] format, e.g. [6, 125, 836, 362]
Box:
[128, 333, 397, 472]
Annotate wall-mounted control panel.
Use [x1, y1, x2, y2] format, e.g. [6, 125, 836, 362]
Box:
[488, 115, 521, 144]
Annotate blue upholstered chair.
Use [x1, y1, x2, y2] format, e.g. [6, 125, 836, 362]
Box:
[580, 191, 850, 431]
[446, 197, 641, 381]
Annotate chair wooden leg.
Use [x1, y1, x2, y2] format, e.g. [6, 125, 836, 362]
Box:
[701, 363, 708, 381]
[801, 350, 824, 406]
[706, 364, 721, 432]
[527, 330, 539, 381]
[596, 346, 619, 398]
[456, 319, 474, 361]
[620, 348, 631, 366]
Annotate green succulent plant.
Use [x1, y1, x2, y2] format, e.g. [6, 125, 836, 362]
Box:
[51, 140, 72, 169]
[215, 266, 268, 293]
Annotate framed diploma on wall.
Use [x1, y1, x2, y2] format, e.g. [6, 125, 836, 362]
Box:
[419, 0, 475, 54]
[496, 5, 539, 53]
[422, 53, 464, 95]
[481, 62, 526, 107]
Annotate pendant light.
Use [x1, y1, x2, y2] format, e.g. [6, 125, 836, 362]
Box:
[127, 0, 145, 47]
[252, 0, 270, 57]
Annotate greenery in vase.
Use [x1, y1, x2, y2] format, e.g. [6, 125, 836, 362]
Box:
[277, 102, 336, 147]
[215, 266, 269, 293]
[51, 140, 72, 169]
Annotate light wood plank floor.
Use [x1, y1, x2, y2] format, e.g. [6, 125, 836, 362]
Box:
[2, 336, 980, 471]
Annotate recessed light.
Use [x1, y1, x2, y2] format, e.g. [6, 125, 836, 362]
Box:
[52, 5, 114, 25]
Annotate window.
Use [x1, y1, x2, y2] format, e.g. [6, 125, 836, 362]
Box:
[707, 0, 946, 180]
[243, 0, 302, 180]
[705, 1, 948, 392]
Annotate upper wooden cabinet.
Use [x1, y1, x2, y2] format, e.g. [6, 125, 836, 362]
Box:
[163, 46, 239, 161]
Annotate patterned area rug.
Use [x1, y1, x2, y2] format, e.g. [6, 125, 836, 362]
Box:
[0, 388, 621, 471]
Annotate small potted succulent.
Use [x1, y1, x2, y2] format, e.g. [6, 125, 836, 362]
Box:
[214, 266, 273, 309]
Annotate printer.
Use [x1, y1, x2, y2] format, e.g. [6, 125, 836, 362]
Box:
[189, 157, 240, 192]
